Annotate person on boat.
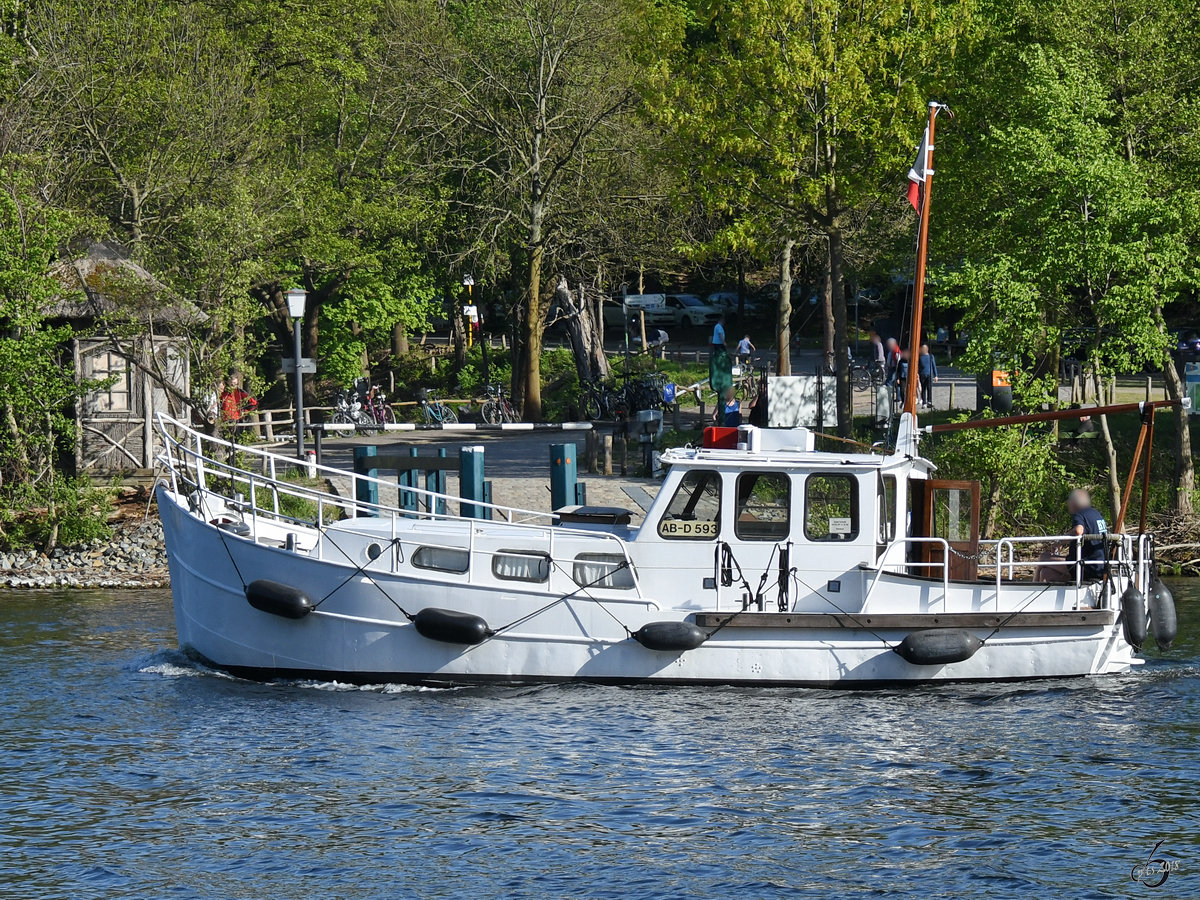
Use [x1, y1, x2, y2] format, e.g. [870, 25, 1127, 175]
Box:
[713, 386, 741, 427]
[220, 372, 257, 423]
[917, 343, 938, 409]
[1035, 489, 1109, 583]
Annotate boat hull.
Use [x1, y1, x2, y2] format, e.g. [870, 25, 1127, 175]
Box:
[159, 487, 1138, 687]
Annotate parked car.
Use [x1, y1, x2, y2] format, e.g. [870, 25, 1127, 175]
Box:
[664, 293, 722, 328]
[705, 291, 761, 316]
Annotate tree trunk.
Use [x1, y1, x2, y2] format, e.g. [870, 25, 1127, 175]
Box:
[1162, 357, 1195, 514]
[829, 225, 851, 437]
[522, 217, 546, 420]
[1092, 368, 1123, 524]
[555, 276, 608, 385]
[451, 305, 467, 369]
[821, 248, 835, 369]
[391, 321, 409, 357]
[777, 238, 794, 376]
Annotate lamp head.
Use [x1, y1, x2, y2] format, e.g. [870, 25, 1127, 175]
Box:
[285, 288, 307, 319]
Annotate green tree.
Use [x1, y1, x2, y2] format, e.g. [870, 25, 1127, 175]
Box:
[654, 0, 970, 433]
[391, 0, 664, 419]
[935, 8, 1193, 520]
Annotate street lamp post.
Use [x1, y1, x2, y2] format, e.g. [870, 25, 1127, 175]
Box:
[286, 288, 307, 461]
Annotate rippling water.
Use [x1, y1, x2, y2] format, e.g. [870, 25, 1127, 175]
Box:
[1, 585, 1198, 898]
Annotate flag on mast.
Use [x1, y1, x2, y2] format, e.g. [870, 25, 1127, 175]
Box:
[907, 126, 930, 210]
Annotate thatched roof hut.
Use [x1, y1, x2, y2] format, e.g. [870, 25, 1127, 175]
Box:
[47, 241, 206, 327]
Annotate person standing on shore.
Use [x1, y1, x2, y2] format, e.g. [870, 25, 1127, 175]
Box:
[220, 372, 257, 423]
[712, 314, 726, 353]
[917, 343, 938, 409]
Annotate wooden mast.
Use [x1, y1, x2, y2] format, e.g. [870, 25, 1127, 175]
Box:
[904, 102, 946, 418]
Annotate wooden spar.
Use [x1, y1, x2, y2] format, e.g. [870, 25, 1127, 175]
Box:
[904, 103, 946, 418]
[1115, 412, 1150, 533]
[1139, 406, 1156, 533]
[925, 398, 1184, 434]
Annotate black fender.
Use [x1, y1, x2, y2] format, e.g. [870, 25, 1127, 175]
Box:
[1148, 577, 1177, 650]
[632, 621, 707, 652]
[1120, 583, 1148, 650]
[245, 579, 314, 619]
[413, 608, 492, 645]
[895, 629, 982, 666]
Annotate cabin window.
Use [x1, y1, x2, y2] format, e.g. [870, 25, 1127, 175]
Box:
[572, 553, 635, 590]
[492, 549, 551, 582]
[878, 475, 897, 543]
[805, 474, 859, 542]
[412, 546, 470, 573]
[931, 488, 974, 543]
[657, 470, 721, 539]
[734, 472, 790, 541]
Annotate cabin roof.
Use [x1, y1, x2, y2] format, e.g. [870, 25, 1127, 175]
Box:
[660, 445, 930, 473]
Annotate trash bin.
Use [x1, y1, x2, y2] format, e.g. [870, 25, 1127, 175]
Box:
[976, 369, 1013, 413]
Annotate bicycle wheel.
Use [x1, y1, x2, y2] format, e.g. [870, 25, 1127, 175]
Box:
[437, 403, 458, 424]
[853, 369, 871, 392]
[502, 401, 518, 423]
[378, 404, 396, 425]
[331, 408, 352, 425]
[482, 400, 500, 425]
[581, 391, 601, 421]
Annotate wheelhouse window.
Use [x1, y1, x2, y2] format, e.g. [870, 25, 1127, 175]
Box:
[492, 549, 551, 583]
[657, 470, 721, 540]
[805, 474, 859, 542]
[878, 475, 897, 544]
[734, 472, 790, 541]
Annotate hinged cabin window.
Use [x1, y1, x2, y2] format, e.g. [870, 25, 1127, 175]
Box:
[734, 472, 790, 541]
[657, 470, 721, 539]
[805, 474, 859, 542]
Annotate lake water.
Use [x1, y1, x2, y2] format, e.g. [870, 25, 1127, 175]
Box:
[1, 585, 1198, 899]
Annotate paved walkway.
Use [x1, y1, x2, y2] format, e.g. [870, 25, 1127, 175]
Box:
[317, 430, 663, 525]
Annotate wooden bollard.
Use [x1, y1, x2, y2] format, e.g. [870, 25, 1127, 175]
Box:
[1146, 375, 1152, 403]
[602, 434, 613, 476]
[618, 433, 627, 476]
[586, 430, 599, 474]
[947, 383, 955, 411]
[672, 402, 680, 431]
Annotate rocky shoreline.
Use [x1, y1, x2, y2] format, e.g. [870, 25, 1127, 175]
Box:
[0, 519, 169, 589]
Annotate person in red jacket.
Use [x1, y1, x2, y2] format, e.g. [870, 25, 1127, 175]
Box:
[219, 372, 257, 423]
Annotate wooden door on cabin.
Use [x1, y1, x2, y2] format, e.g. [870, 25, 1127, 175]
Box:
[913, 480, 981, 581]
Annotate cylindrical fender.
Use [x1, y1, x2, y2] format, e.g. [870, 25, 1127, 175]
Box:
[632, 621, 707, 652]
[1148, 577, 1177, 650]
[245, 579, 314, 619]
[413, 608, 492, 645]
[895, 629, 982, 666]
[1120, 583, 1148, 650]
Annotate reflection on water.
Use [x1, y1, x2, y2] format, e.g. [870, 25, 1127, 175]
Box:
[0, 585, 1198, 898]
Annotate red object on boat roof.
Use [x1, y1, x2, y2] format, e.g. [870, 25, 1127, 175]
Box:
[703, 427, 740, 449]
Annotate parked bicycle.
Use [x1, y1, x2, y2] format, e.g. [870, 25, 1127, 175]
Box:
[361, 383, 396, 424]
[418, 388, 458, 425]
[579, 379, 623, 421]
[851, 359, 887, 393]
[330, 385, 370, 428]
[481, 384, 518, 424]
